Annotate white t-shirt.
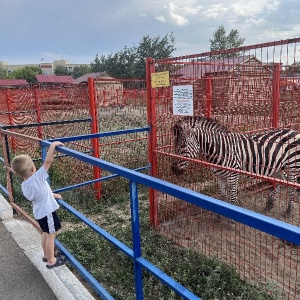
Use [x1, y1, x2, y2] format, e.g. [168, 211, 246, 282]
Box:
[21, 166, 59, 220]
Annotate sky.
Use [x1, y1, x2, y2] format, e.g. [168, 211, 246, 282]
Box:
[1, 0, 300, 65]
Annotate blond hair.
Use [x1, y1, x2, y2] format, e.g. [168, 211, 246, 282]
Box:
[11, 155, 34, 179]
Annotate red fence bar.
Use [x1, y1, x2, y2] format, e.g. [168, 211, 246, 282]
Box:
[146, 57, 159, 227]
[205, 77, 212, 118]
[34, 87, 43, 139]
[5, 89, 17, 151]
[272, 63, 280, 128]
[88, 77, 101, 199]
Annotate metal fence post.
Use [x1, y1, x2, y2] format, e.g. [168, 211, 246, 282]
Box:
[146, 57, 158, 228]
[205, 77, 212, 118]
[88, 77, 101, 199]
[272, 63, 280, 128]
[130, 180, 144, 299]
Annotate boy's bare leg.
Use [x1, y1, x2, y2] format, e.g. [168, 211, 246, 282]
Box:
[45, 233, 56, 266]
[41, 232, 48, 260]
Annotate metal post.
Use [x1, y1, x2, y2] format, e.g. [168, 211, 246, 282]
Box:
[6, 88, 16, 152]
[272, 63, 280, 128]
[146, 57, 158, 227]
[205, 77, 212, 118]
[34, 87, 43, 139]
[88, 77, 101, 199]
[1, 132, 14, 204]
[129, 180, 143, 299]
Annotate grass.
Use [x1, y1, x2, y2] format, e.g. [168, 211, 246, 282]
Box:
[56, 179, 284, 300]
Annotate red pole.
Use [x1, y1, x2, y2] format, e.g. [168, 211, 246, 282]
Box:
[271, 63, 281, 194]
[205, 77, 212, 118]
[34, 88, 43, 139]
[272, 63, 280, 129]
[88, 77, 101, 199]
[6, 88, 16, 152]
[146, 57, 158, 228]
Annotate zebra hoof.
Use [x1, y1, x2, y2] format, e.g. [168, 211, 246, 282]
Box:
[264, 202, 274, 214]
[171, 164, 184, 175]
[283, 203, 293, 219]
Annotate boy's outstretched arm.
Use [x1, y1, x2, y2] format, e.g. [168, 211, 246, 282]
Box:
[43, 141, 64, 171]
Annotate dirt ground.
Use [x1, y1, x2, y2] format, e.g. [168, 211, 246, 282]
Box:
[157, 180, 300, 299]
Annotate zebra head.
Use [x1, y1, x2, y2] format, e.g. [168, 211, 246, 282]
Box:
[171, 117, 199, 175]
[171, 116, 229, 175]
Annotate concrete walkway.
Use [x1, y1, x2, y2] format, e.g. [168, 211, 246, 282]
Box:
[0, 195, 96, 300]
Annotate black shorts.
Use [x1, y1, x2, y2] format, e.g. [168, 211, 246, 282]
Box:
[37, 211, 61, 234]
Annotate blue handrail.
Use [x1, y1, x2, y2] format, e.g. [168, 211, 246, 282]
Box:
[38, 140, 300, 300]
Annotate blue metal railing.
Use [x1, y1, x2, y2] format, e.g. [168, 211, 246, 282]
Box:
[38, 139, 300, 300]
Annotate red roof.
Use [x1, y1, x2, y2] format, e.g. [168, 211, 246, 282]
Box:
[0, 79, 29, 87]
[35, 75, 76, 84]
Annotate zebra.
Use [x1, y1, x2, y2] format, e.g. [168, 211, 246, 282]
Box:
[171, 116, 300, 217]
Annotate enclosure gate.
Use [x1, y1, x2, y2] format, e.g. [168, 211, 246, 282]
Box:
[147, 38, 300, 299]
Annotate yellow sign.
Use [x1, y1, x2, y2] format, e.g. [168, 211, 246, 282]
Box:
[151, 71, 170, 88]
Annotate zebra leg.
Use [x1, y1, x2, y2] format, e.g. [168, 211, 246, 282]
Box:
[225, 174, 239, 227]
[212, 178, 227, 222]
[284, 171, 297, 218]
[227, 174, 239, 206]
[217, 177, 227, 201]
[265, 184, 280, 213]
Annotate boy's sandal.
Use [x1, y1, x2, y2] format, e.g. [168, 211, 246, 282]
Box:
[42, 253, 60, 262]
[46, 256, 66, 269]
[43, 249, 62, 262]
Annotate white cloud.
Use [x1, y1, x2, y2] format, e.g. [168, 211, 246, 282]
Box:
[229, 0, 281, 17]
[202, 4, 228, 19]
[155, 15, 166, 22]
[167, 3, 189, 26]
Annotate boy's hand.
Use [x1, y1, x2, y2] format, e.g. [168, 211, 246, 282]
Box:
[52, 141, 64, 148]
[53, 193, 62, 199]
[43, 141, 64, 171]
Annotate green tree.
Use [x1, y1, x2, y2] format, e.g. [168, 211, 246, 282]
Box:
[0, 67, 8, 79]
[73, 65, 92, 79]
[91, 33, 176, 78]
[54, 65, 70, 76]
[9, 66, 41, 83]
[90, 54, 103, 73]
[103, 46, 137, 78]
[133, 33, 176, 78]
[209, 25, 245, 58]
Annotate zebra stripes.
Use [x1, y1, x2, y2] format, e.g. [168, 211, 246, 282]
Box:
[171, 116, 300, 217]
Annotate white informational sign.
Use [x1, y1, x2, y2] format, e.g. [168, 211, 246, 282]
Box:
[172, 85, 194, 116]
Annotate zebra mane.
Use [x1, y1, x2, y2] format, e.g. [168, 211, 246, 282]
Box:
[176, 116, 230, 133]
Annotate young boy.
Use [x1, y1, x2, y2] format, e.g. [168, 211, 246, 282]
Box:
[11, 141, 66, 269]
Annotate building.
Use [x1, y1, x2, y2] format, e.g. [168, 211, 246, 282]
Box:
[35, 74, 76, 86]
[0, 79, 29, 88]
[0, 60, 90, 76]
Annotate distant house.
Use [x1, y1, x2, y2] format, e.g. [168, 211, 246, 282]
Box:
[75, 72, 110, 84]
[0, 79, 29, 89]
[174, 55, 273, 111]
[35, 75, 76, 87]
[76, 72, 124, 107]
